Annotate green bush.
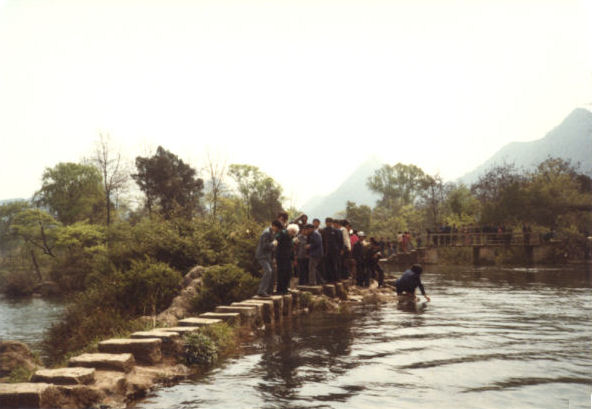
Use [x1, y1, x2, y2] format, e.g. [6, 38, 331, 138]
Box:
[191, 264, 258, 314]
[0, 270, 35, 297]
[42, 258, 180, 365]
[183, 332, 218, 366]
[200, 323, 237, 355]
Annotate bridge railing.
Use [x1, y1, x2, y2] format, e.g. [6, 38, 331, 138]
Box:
[424, 232, 541, 248]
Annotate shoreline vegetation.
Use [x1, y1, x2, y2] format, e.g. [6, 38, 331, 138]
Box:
[0, 140, 590, 383]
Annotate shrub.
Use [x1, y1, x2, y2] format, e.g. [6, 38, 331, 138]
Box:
[183, 332, 218, 366]
[0, 270, 35, 297]
[191, 264, 258, 314]
[200, 323, 237, 355]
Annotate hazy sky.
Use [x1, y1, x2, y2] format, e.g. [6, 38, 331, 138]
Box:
[1, 0, 591, 206]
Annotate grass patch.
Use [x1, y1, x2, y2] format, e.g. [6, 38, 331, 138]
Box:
[183, 323, 238, 367]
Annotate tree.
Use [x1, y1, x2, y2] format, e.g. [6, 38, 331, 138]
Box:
[228, 164, 283, 222]
[418, 174, 445, 226]
[345, 201, 372, 233]
[133, 146, 204, 219]
[367, 163, 426, 209]
[10, 209, 60, 280]
[92, 133, 129, 225]
[204, 153, 227, 220]
[35, 163, 104, 225]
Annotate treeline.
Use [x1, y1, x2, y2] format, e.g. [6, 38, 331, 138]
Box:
[0, 138, 290, 363]
[344, 158, 592, 258]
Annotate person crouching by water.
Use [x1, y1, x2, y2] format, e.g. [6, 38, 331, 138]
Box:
[395, 264, 431, 302]
[276, 224, 300, 294]
[256, 220, 283, 297]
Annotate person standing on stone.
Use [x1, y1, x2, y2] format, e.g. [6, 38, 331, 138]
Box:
[256, 220, 282, 297]
[321, 218, 340, 283]
[353, 231, 370, 287]
[276, 224, 299, 294]
[305, 223, 324, 285]
[340, 220, 352, 280]
[295, 225, 309, 285]
[312, 218, 321, 231]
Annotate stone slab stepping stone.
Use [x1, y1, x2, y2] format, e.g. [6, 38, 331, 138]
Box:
[297, 285, 323, 295]
[323, 284, 337, 298]
[131, 330, 181, 355]
[335, 282, 347, 300]
[215, 306, 259, 324]
[131, 330, 180, 340]
[341, 279, 351, 289]
[68, 353, 135, 373]
[253, 295, 283, 321]
[240, 300, 274, 324]
[32, 367, 95, 385]
[281, 294, 293, 316]
[199, 312, 240, 326]
[98, 338, 162, 365]
[158, 326, 201, 335]
[288, 289, 301, 310]
[178, 317, 222, 327]
[0, 383, 56, 409]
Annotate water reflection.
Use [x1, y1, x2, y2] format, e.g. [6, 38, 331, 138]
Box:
[138, 265, 592, 409]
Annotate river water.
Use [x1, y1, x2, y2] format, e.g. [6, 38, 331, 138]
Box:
[0, 296, 64, 350]
[137, 265, 592, 409]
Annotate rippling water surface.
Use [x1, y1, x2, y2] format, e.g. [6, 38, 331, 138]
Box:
[138, 265, 591, 409]
[0, 296, 64, 349]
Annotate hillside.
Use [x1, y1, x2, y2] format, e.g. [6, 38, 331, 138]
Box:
[301, 157, 381, 219]
[460, 108, 592, 184]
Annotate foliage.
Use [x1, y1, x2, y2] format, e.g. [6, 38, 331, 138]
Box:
[6, 365, 35, 383]
[199, 322, 237, 355]
[183, 332, 218, 366]
[0, 270, 36, 297]
[367, 163, 426, 209]
[191, 264, 258, 314]
[133, 146, 204, 219]
[228, 164, 284, 223]
[35, 162, 104, 225]
[345, 201, 371, 233]
[42, 258, 180, 364]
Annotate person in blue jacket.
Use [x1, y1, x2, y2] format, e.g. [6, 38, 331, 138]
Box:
[395, 264, 431, 302]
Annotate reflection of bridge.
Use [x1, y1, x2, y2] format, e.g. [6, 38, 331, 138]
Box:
[425, 232, 542, 248]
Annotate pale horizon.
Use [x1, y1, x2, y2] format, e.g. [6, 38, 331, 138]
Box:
[1, 0, 591, 207]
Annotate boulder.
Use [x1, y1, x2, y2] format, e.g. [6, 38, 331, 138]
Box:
[98, 338, 162, 365]
[0, 341, 37, 378]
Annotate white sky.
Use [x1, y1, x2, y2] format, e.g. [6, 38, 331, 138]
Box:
[1, 0, 591, 206]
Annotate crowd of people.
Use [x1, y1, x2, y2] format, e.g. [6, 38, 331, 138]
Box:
[254, 212, 408, 297]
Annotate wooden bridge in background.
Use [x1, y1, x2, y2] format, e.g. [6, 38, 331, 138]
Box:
[424, 232, 542, 248]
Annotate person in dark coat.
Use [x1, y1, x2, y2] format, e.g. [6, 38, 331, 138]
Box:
[306, 224, 324, 285]
[256, 220, 282, 296]
[275, 223, 299, 294]
[395, 264, 431, 302]
[320, 218, 340, 283]
[353, 231, 369, 287]
[367, 237, 384, 287]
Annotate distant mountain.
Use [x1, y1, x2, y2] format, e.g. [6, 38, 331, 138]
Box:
[0, 198, 27, 206]
[460, 108, 592, 184]
[302, 157, 381, 219]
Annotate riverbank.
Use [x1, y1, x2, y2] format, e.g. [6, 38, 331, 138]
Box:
[0, 275, 400, 409]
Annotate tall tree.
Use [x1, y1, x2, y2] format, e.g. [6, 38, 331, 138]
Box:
[367, 163, 426, 209]
[345, 201, 372, 233]
[132, 146, 204, 219]
[92, 133, 129, 225]
[418, 174, 445, 226]
[35, 163, 104, 225]
[204, 153, 227, 220]
[228, 164, 283, 222]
